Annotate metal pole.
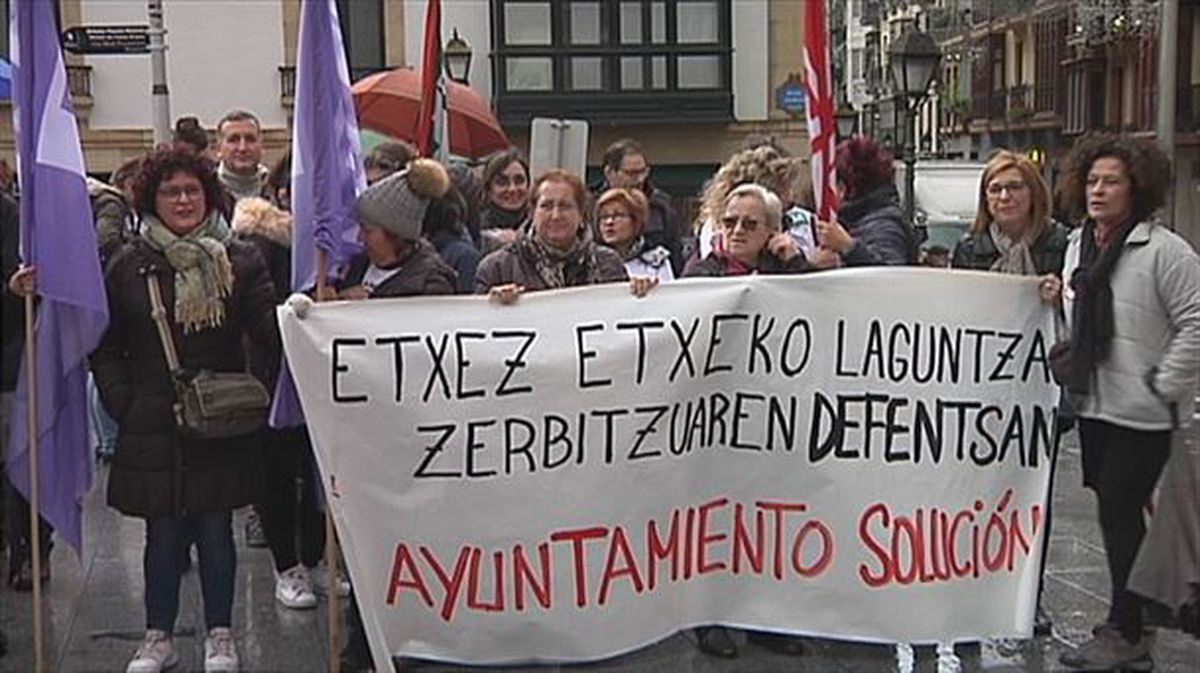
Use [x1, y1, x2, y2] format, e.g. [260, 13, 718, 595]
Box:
[25, 294, 44, 673]
[1155, 0, 1178, 225]
[903, 99, 917, 226]
[314, 247, 343, 673]
[147, 0, 171, 145]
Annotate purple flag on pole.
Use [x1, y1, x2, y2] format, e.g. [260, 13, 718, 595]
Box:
[270, 0, 365, 427]
[7, 0, 109, 553]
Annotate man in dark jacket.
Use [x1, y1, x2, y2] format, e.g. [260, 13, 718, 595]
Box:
[593, 139, 684, 274]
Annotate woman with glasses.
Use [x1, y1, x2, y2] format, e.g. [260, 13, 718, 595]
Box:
[683, 182, 810, 660]
[685, 183, 811, 279]
[478, 148, 531, 253]
[952, 150, 1068, 275]
[476, 169, 660, 302]
[90, 146, 281, 673]
[951, 150, 1069, 641]
[595, 187, 674, 282]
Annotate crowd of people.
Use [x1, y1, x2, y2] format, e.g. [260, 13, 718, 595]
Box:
[0, 108, 1197, 673]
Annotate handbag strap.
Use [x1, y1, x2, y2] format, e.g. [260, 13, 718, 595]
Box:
[145, 271, 182, 375]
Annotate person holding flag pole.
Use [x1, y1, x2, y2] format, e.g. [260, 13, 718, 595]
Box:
[270, 1, 366, 671]
[5, 1, 110, 671]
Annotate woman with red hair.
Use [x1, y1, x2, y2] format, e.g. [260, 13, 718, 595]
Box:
[816, 136, 915, 266]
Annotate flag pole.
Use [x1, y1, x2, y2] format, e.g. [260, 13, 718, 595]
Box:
[315, 247, 342, 673]
[24, 293, 45, 673]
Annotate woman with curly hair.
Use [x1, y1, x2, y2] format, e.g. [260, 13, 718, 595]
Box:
[91, 146, 281, 673]
[691, 145, 806, 266]
[1041, 133, 1200, 671]
[816, 136, 915, 266]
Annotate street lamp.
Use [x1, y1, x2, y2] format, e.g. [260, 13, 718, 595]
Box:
[835, 104, 858, 139]
[443, 29, 472, 84]
[888, 26, 941, 227]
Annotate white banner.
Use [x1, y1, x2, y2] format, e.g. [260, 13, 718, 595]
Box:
[278, 269, 1059, 669]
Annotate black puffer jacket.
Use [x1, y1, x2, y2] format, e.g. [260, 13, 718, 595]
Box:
[837, 184, 914, 266]
[92, 238, 281, 518]
[951, 221, 1070, 276]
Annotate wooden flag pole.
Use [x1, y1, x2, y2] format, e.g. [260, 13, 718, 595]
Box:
[315, 248, 342, 673]
[24, 293, 45, 673]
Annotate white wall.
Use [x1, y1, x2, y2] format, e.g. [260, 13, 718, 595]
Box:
[81, 0, 287, 130]
[405, 0, 493, 100]
[732, 0, 768, 120]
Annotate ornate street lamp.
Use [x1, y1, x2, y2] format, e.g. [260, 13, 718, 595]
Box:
[835, 103, 859, 139]
[888, 25, 942, 227]
[443, 29, 472, 84]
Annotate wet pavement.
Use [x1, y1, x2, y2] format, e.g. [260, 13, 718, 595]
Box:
[2, 419, 1198, 672]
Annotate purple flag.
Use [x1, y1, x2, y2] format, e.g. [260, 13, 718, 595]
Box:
[7, 0, 109, 553]
[270, 0, 365, 427]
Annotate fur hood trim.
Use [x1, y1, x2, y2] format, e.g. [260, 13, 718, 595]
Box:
[231, 197, 292, 246]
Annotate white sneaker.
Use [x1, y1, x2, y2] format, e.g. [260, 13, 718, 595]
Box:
[126, 629, 178, 673]
[275, 565, 318, 610]
[311, 560, 351, 598]
[204, 627, 239, 673]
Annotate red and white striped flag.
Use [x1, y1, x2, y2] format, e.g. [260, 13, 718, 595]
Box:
[415, 0, 442, 157]
[804, 0, 839, 221]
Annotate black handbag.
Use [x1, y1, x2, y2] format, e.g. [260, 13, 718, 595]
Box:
[1048, 309, 1072, 386]
[146, 272, 270, 440]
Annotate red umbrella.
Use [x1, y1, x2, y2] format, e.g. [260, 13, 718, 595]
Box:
[351, 68, 510, 160]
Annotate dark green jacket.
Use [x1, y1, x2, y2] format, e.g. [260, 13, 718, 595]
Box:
[951, 221, 1070, 276]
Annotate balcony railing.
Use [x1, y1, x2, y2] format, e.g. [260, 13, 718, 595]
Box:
[1007, 84, 1033, 119]
[66, 64, 92, 99]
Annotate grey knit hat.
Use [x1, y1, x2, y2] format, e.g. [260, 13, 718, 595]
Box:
[355, 158, 450, 240]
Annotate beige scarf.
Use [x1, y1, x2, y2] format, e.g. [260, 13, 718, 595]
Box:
[141, 212, 234, 333]
[988, 221, 1039, 276]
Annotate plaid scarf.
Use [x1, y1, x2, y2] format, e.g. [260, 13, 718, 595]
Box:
[141, 212, 234, 333]
[515, 229, 604, 289]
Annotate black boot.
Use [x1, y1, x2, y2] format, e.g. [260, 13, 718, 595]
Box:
[748, 631, 806, 656]
[695, 626, 738, 658]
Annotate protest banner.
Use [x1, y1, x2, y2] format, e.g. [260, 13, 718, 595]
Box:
[278, 269, 1059, 669]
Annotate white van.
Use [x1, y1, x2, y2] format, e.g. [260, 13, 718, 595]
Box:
[894, 160, 987, 252]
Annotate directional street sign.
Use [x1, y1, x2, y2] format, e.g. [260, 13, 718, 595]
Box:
[61, 25, 150, 55]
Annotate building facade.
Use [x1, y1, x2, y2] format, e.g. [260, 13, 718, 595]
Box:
[844, 0, 1199, 248]
[0, 0, 814, 216]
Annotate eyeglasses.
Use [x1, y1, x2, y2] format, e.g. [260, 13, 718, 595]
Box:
[493, 174, 528, 189]
[598, 211, 632, 223]
[157, 185, 204, 201]
[720, 215, 761, 232]
[986, 181, 1028, 197]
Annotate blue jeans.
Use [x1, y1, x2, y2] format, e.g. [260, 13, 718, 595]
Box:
[144, 512, 235, 632]
[87, 374, 118, 460]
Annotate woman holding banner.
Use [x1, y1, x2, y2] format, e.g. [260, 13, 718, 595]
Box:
[91, 146, 281, 673]
[684, 182, 810, 660]
[476, 169, 656, 302]
[331, 158, 460, 672]
[684, 183, 811, 280]
[953, 150, 1070, 637]
[1043, 133, 1200, 671]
